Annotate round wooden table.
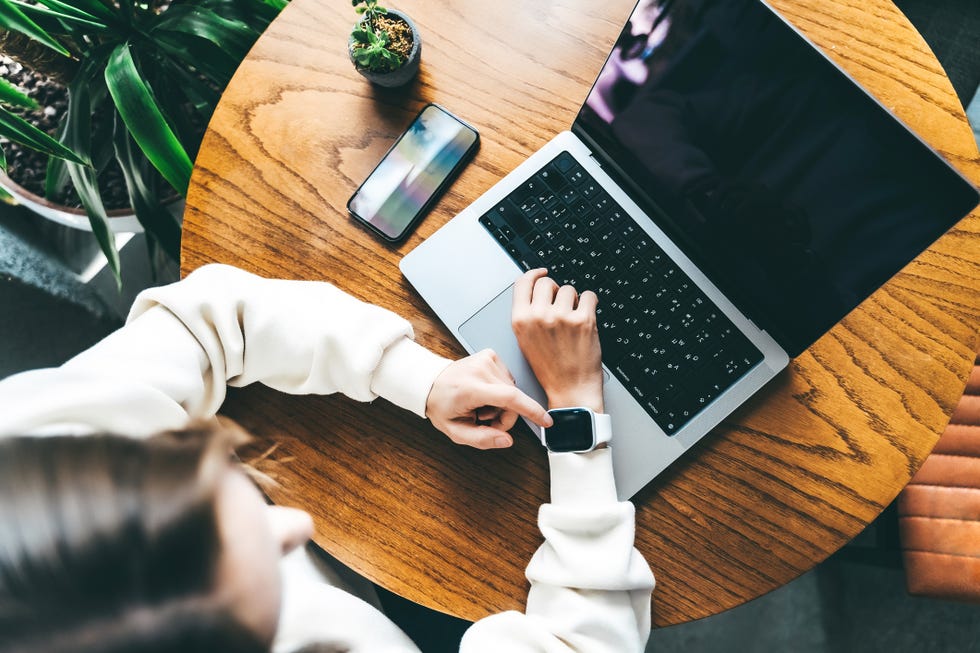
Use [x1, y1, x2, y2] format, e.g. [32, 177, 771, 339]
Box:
[181, 0, 980, 626]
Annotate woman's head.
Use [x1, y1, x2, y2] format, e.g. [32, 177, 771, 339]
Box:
[0, 424, 313, 653]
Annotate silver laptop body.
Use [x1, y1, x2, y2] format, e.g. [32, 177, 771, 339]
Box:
[400, 0, 980, 499]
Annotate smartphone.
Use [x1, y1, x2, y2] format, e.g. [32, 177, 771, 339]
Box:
[347, 103, 480, 243]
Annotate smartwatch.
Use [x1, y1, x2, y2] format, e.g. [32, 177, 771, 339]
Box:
[541, 407, 612, 453]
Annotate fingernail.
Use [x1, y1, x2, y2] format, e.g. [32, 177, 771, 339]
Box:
[494, 436, 512, 448]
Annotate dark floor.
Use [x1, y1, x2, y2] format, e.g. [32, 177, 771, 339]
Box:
[1, 0, 978, 651]
[645, 555, 980, 653]
[896, 0, 980, 109]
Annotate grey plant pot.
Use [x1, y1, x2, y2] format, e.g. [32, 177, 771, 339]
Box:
[349, 9, 422, 88]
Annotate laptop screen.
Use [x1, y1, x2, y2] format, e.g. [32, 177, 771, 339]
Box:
[574, 0, 979, 356]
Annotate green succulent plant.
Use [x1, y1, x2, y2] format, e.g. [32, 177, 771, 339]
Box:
[349, 0, 403, 73]
[0, 0, 288, 285]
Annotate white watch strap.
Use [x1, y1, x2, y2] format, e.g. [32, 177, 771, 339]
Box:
[593, 412, 612, 447]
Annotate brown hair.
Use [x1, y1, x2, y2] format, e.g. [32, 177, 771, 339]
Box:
[0, 425, 268, 653]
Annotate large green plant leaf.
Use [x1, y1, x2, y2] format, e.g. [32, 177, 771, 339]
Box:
[112, 111, 180, 259]
[36, 0, 114, 23]
[0, 106, 87, 164]
[143, 57, 209, 160]
[151, 5, 256, 60]
[152, 30, 239, 82]
[10, 0, 107, 32]
[201, 0, 281, 26]
[0, 0, 70, 55]
[105, 43, 192, 195]
[44, 147, 70, 198]
[0, 76, 37, 109]
[31, 0, 108, 24]
[65, 53, 121, 286]
[0, 145, 13, 203]
[44, 104, 69, 199]
[43, 105, 113, 200]
[156, 55, 220, 114]
[89, 94, 116, 172]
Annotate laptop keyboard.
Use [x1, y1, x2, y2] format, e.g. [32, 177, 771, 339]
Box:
[478, 151, 763, 435]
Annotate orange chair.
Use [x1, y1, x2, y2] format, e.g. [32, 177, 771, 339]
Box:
[898, 348, 980, 602]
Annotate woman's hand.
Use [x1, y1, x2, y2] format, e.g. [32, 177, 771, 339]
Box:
[426, 349, 552, 449]
[511, 268, 604, 413]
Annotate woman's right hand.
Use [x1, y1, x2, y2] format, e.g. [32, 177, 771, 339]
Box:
[511, 268, 604, 413]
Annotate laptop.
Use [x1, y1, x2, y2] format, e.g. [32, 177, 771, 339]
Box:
[400, 0, 980, 499]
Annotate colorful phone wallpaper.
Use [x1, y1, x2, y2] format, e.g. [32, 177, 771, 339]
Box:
[349, 105, 477, 239]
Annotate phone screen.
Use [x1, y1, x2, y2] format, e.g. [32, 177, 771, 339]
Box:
[347, 104, 479, 241]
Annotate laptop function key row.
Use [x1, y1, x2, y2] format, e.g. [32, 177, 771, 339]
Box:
[478, 151, 763, 435]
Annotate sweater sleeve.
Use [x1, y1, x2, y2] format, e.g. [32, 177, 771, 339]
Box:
[460, 448, 655, 653]
[0, 264, 450, 437]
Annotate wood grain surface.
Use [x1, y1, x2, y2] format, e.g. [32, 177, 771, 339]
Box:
[181, 0, 980, 625]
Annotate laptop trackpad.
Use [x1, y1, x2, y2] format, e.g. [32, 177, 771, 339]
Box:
[458, 284, 610, 413]
[458, 285, 548, 409]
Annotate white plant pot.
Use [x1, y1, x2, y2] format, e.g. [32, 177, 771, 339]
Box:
[0, 171, 144, 233]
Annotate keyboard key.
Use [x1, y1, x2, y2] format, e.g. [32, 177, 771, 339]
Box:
[591, 192, 611, 213]
[518, 197, 541, 219]
[544, 164, 569, 191]
[581, 181, 601, 198]
[560, 187, 579, 204]
[490, 202, 532, 236]
[537, 190, 559, 209]
[554, 152, 576, 172]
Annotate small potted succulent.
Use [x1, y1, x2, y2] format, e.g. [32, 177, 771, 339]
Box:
[348, 0, 421, 87]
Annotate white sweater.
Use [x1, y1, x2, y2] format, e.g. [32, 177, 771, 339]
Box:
[0, 264, 654, 652]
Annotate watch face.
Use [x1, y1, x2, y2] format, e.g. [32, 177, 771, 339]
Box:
[545, 408, 596, 453]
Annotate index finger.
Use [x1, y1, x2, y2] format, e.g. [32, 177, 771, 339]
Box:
[474, 382, 553, 428]
[513, 268, 549, 310]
